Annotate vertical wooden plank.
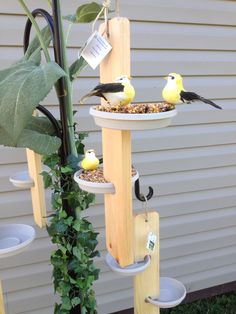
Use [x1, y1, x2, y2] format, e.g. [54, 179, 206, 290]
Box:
[100, 17, 133, 267]
[100, 17, 131, 82]
[0, 281, 5, 314]
[102, 129, 133, 266]
[134, 211, 160, 314]
[26, 149, 46, 228]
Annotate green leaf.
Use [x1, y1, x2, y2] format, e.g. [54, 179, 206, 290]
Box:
[69, 56, 88, 81]
[24, 26, 52, 60]
[61, 296, 72, 311]
[0, 60, 65, 141]
[41, 171, 52, 188]
[63, 14, 77, 23]
[71, 297, 81, 307]
[76, 2, 102, 23]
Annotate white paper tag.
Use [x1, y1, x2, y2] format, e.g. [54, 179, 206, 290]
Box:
[80, 31, 112, 70]
[146, 232, 157, 251]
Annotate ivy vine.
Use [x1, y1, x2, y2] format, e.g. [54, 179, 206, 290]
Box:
[42, 132, 100, 314]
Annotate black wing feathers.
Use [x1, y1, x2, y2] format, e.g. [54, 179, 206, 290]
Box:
[93, 83, 124, 94]
[180, 91, 222, 110]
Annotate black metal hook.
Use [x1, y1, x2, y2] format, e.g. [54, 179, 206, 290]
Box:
[135, 178, 154, 202]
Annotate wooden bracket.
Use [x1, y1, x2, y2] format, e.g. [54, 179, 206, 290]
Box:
[26, 149, 46, 228]
[0, 281, 5, 314]
[134, 211, 160, 314]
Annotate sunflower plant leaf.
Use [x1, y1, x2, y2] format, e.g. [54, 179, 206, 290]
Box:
[0, 59, 65, 141]
[69, 56, 88, 81]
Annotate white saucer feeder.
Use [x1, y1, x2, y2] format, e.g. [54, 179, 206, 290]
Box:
[105, 252, 151, 276]
[0, 224, 35, 258]
[9, 171, 34, 189]
[74, 169, 139, 194]
[90, 107, 177, 131]
[146, 277, 186, 308]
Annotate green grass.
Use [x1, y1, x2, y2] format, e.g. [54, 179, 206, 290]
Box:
[161, 291, 236, 314]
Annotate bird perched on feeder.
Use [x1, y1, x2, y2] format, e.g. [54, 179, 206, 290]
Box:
[162, 73, 222, 109]
[80, 75, 135, 106]
[81, 149, 99, 170]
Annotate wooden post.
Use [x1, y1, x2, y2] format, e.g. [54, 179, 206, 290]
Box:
[26, 149, 46, 228]
[134, 212, 160, 314]
[100, 17, 134, 267]
[0, 281, 5, 314]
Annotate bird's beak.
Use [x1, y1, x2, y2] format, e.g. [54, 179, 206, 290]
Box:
[164, 76, 168, 80]
[128, 76, 132, 80]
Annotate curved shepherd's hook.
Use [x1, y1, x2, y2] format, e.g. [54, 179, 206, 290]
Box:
[23, 8, 62, 140]
[135, 178, 154, 202]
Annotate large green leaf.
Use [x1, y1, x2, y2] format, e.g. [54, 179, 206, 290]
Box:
[64, 2, 102, 23]
[0, 116, 61, 155]
[0, 60, 65, 141]
[17, 129, 61, 155]
[69, 56, 88, 81]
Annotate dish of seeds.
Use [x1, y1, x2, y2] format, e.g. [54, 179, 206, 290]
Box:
[79, 167, 137, 183]
[94, 102, 175, 114]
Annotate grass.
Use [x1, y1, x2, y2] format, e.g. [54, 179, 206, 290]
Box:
[161, 291, 236, 314]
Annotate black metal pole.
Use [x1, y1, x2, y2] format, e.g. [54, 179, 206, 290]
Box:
[52, 0, 70, 166]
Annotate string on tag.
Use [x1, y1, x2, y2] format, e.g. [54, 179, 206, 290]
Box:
[92, 0, 111, 36]
[115, 0, 120, 17]
[141, 195, 149, 222]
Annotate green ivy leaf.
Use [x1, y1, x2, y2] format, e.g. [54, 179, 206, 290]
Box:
[71, 297, 81, 307]
[0, 60, 65, 141]
[61, 296, 72, 311]
[69, 56, 88, 81]
[41, 171, 52, 188]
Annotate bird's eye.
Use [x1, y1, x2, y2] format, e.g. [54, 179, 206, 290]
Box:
[171, 76, 174, 80]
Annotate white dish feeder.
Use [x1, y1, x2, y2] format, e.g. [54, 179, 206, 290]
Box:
[146, 277, 186, 308]
[90, 107, 177, 130]
[9, 171, 34, 189]
[105, 252, 151, 276]
[74, 169, 139, 194]
[0, 224, 35, 258]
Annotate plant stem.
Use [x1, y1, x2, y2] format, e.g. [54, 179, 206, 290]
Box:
[18, 0, 51, 62]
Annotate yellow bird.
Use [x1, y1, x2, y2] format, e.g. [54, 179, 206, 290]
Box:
[81, 149, 99, 171]
[80, 75, 135, 106]
[162, 73, 222, 109]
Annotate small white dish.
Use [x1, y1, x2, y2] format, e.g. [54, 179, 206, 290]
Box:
[0, 224, 35, 259]
[90, 107, 177, 130]
[74, 169, 139, 194]
[9, 171, 34, 189]
[146, 277, 186, 308]
[105, 252, 151, 276]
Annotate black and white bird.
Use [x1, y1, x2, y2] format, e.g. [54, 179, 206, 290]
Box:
[80, 75, 135, 106]
[162, 73, 222, 109]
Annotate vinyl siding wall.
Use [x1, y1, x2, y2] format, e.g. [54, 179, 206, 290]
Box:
[0, 0, 236, 313]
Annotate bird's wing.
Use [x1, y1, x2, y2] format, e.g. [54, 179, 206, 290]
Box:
[93, 83, 124, 94]
[180, 90, 222, 109]
[80, 83, 124, 103]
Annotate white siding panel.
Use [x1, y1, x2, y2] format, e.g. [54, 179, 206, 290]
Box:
[0, 1, 236, 313]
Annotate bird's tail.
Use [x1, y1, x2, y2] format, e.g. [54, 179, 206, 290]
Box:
[80, 91, 96, 104]
[197, 95, 222, 110]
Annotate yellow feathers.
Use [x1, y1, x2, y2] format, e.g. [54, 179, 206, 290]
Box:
[81, 149, 99, 171]
[162, 73, 185, 105]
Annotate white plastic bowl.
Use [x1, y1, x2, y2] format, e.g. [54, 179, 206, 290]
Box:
[146, 277, 186, 308]
[0, 224, 35, 258]
[105, 252, 151, 276]
[90, 107, 177, 130]
[9, 171, 34, 189]
[74, 169, 139, 194]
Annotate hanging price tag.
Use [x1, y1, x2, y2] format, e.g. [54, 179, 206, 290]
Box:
[80, 31, 112, 69]
[146, 232, 157, 251]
